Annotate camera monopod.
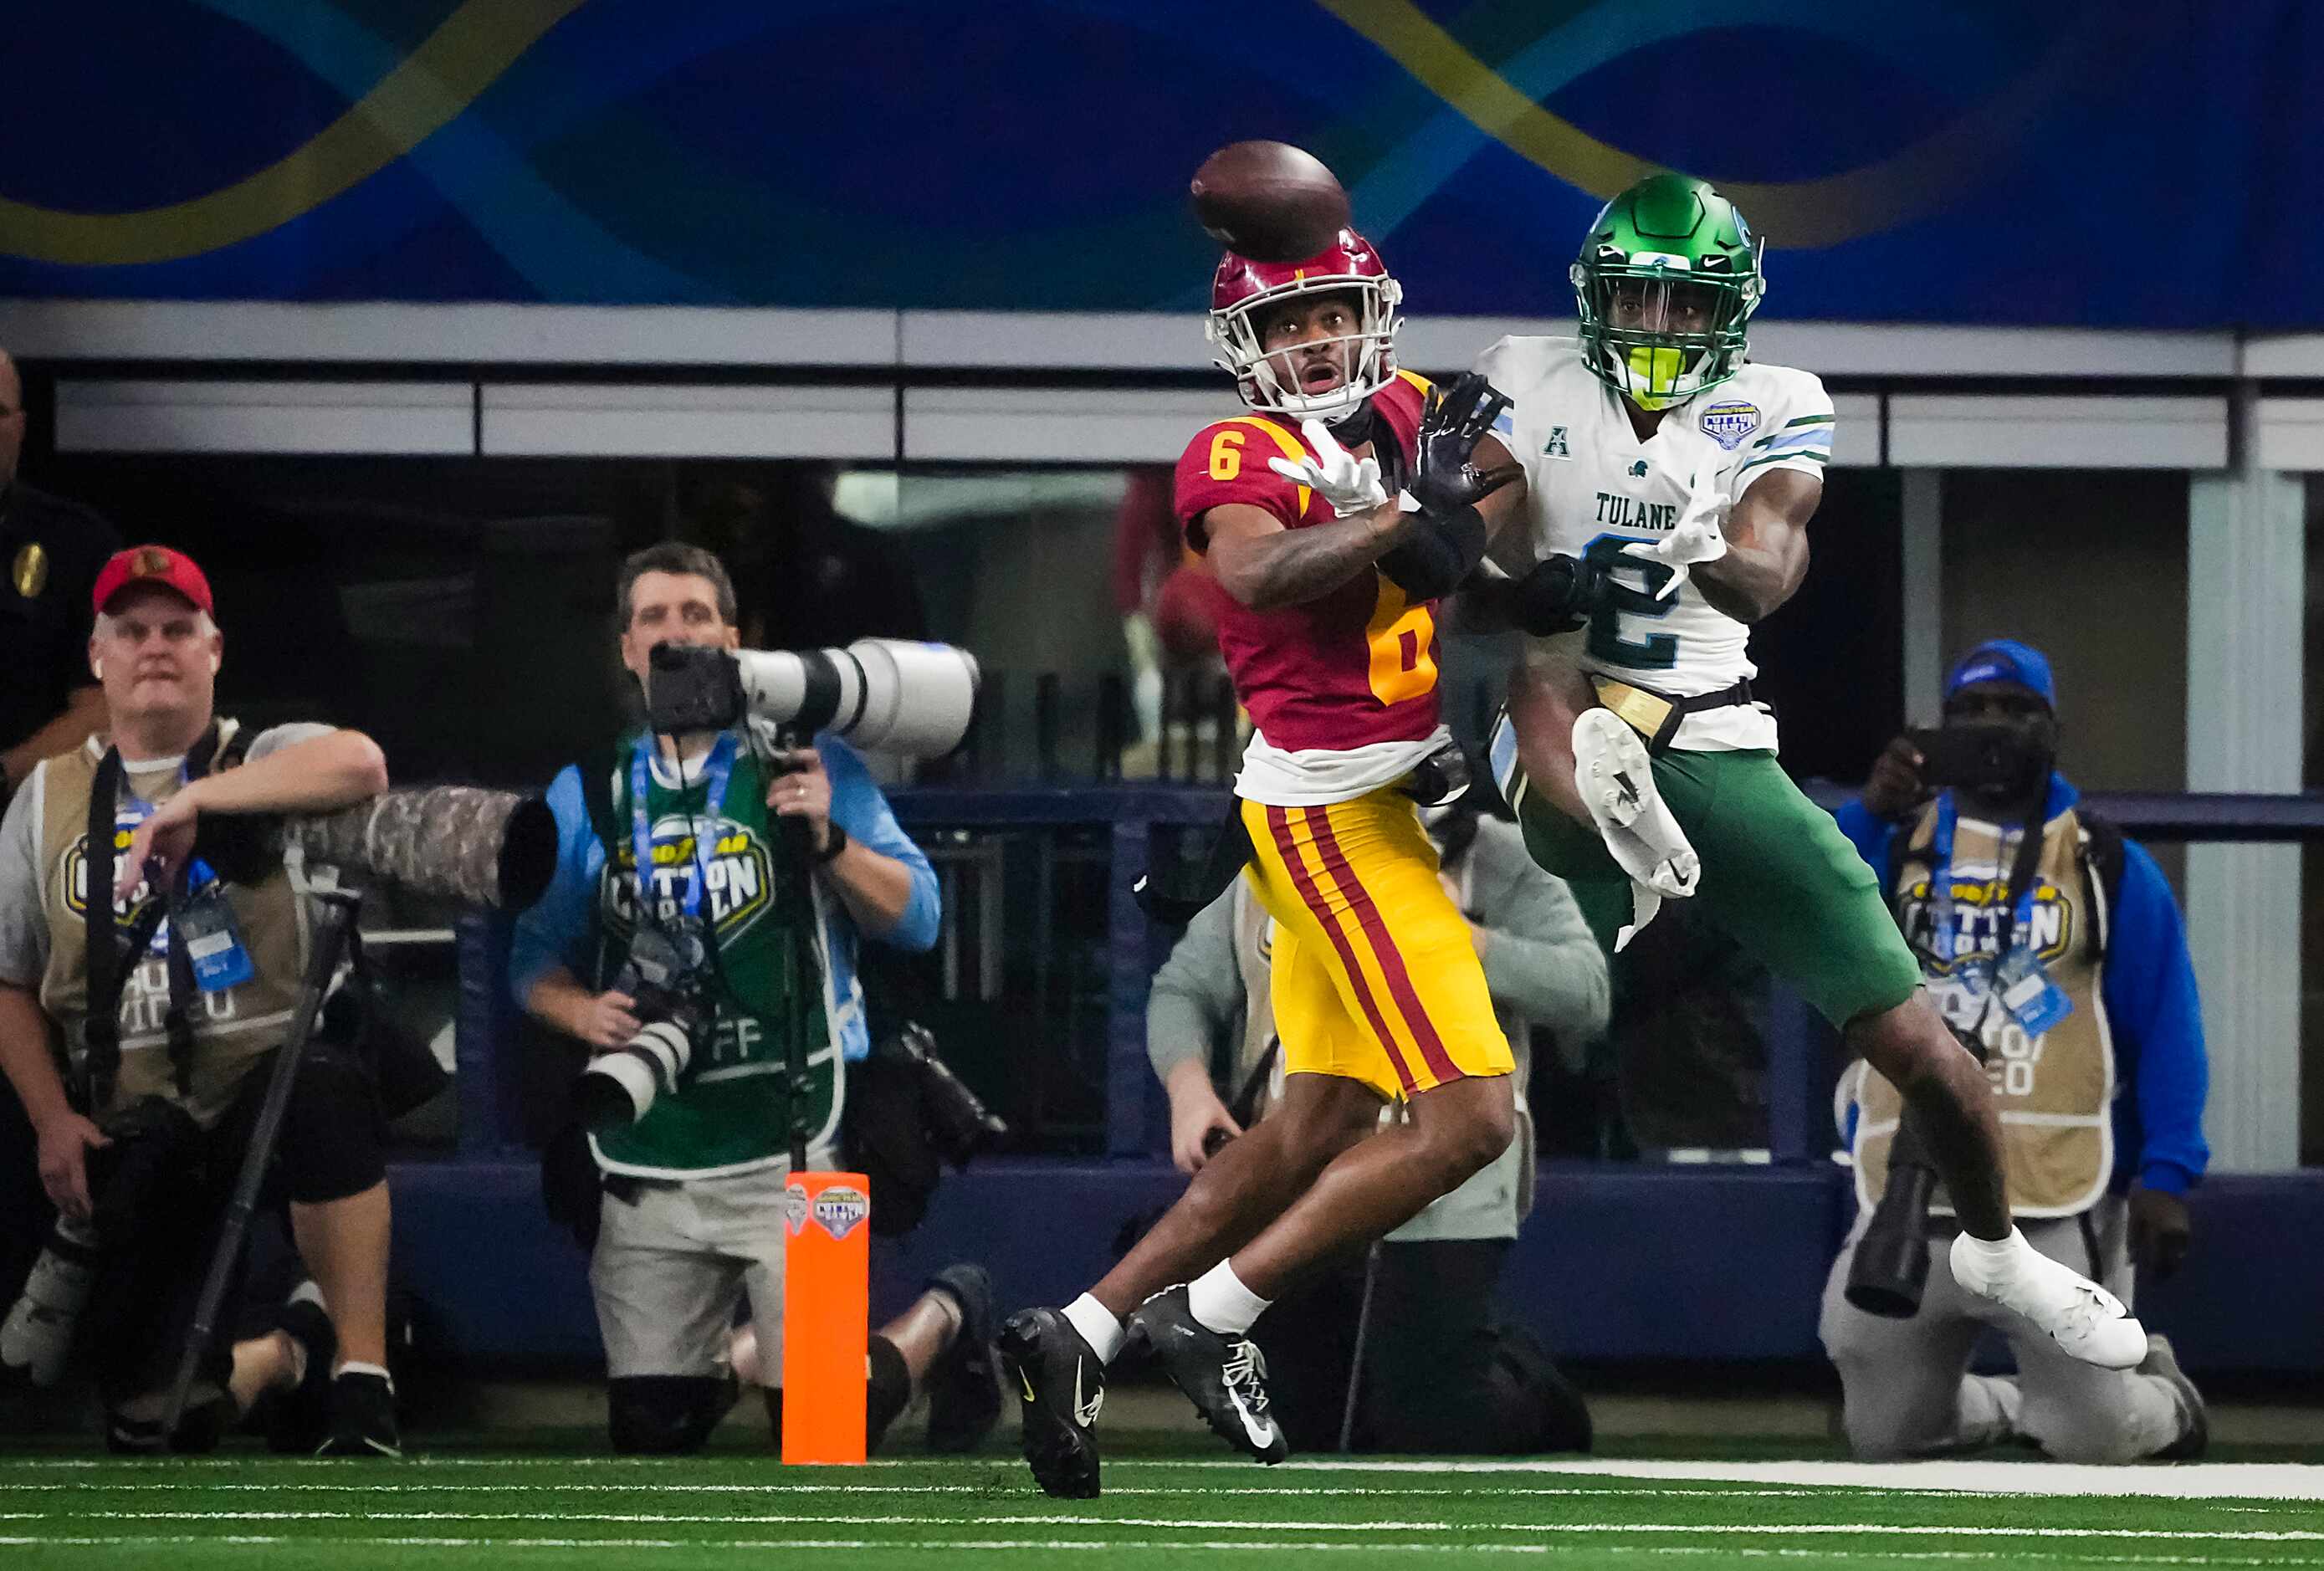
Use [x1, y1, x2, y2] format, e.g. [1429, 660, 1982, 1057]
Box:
[766, 727, 872, 1466]
[161, 887, 359, 1437]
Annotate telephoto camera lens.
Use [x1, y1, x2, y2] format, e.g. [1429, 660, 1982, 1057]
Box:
[0, 1216, 102, 1389]
[576, 1018, 697, 1131]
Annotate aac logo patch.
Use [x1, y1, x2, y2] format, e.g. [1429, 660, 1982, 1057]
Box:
[813, 1185, 871, 1241]
[1700, 400, 1763, 451]
[1541, 425, 1571, 459]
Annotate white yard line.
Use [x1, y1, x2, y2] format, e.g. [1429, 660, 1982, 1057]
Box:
[1125, 1458, 2324, 1502]
[0, 1533, 2321, 1565]
[0, 1482, 1847, 1499]
[45, 1509, 2324, 1543]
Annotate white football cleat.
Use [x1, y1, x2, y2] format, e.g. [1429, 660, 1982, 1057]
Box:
[1571, 709, 1700, 902]
[1950, 1229, 2147, 1369]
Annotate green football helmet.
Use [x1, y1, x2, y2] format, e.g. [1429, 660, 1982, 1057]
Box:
[1572, 174, 1764, 412]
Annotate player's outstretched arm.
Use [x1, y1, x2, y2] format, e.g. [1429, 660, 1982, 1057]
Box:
[1689, 468, 1817, 623]
[1445, 434, 1536, 632]
[1203, 500, 1411, 611]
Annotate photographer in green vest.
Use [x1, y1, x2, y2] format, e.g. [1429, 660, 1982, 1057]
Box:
[1823, 640, 2209, 1463]
[513, 544, 996, 1456]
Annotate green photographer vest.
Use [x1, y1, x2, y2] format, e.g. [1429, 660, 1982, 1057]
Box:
[1851, 801, 2117, 1218]
[584, 734, 838, 1178]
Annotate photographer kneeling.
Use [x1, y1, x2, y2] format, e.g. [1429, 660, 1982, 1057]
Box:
[0, 546, 397, 1454]
[1822, 640, 2209, 1463]
[514, 545, 993, 1455]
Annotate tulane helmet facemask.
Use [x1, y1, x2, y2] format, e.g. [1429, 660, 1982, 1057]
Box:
[1573, 174, 1763, 412]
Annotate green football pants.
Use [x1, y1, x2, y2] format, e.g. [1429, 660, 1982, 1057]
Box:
[1488, 716, 1922, 1030]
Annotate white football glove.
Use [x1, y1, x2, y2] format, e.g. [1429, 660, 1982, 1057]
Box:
[1267, 418, 1388, 518]
[1623, 469, 1730, 600]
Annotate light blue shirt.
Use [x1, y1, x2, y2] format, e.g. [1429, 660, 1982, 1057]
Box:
[509, 733, 939, 1062]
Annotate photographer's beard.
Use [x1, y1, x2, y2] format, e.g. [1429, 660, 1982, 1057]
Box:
[1960, 724, 2056, 821]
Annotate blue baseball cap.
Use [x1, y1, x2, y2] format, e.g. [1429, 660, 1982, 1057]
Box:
[1945, 639, 2055, 710]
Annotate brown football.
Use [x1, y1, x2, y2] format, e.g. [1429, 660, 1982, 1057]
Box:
[1189, 141, 1353, 263]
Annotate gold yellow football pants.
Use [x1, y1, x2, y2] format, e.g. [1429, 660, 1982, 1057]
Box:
[1241, 787, 1513, 1101]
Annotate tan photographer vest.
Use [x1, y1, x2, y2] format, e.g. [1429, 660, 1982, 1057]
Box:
[1850, 801, 2115, 1219]
[33, 725, 310, 1128]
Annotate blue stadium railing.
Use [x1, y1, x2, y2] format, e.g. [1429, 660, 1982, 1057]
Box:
[407, 780, 2324, 1376]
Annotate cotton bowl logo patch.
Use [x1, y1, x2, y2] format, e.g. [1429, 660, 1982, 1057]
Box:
[813, 1185, 870, 1241]
[784, 1182, 811, 1236]
[1700, 400, 1762, 451]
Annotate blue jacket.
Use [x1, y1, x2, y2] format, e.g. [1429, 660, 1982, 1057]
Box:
[1834, 774, 2209, 1196]
[509, 734, 939, 1063]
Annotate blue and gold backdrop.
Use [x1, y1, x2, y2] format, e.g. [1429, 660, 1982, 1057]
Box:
[0, 0, 2309, 325]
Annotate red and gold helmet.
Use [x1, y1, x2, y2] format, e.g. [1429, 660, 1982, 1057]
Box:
[1206, 228, 1404, 419]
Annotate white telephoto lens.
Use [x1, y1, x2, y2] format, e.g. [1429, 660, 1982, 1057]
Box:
[589, 1052, 662, 1124]
[631, 1020, 693, 1095]
[839, 638, 980, 754]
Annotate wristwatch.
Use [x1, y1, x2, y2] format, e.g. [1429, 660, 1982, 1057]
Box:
[815, 821, 849, 863]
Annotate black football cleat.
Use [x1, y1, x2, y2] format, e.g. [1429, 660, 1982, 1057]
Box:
[996, 1307, 1104, 1498]
[1129, 1285, 1288, 1465]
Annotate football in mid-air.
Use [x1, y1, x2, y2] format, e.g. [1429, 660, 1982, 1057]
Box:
[1189, 141, 1353, 262]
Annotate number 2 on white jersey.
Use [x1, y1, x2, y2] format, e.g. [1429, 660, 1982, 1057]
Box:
[1582, 535, 1678, 672]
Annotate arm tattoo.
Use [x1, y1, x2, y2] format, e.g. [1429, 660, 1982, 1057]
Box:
[1221, 510, 1405, 610]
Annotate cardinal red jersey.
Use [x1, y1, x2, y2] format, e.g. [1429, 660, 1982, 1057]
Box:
[1173, 371, 1440, 766]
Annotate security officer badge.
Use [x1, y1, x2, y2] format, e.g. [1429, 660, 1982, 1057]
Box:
[12, 543, 46, 600]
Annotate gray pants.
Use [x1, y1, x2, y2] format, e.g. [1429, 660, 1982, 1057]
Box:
[1819, 1197, 2188, 1464]
[591, 1159, 822, 1385]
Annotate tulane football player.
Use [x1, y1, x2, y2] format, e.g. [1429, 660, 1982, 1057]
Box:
[1467, 173, 2147, 1374]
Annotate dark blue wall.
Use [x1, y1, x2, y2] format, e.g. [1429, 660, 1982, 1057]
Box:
[388, 1156, 2324, 1376]
[4, 1, 2318, 326]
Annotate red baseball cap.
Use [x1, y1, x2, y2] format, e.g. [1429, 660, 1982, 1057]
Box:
[93, 545, 214, 617]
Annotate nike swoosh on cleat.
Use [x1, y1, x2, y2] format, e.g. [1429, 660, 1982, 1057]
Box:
[1072, 1359, 1103, 1427]
[1225, 1384, 1275, 1451]
[1020, 1369, 1038, 1405]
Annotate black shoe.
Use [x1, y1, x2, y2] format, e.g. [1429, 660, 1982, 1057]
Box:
[995, 1307, 1104, 1498]
[315, 1369, 402, 1458]
[102, 1384, 229, 1455]
[1129, 1285, 1288, 1465]
[264, 1292, 337, 1454]
[924, 1264, 1001, 1454]
[2140, 1333, 2208, 1461]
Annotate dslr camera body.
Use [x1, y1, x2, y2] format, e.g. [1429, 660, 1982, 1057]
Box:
[576, 923, 715, 1132]
[1907, 721, 2045, 796]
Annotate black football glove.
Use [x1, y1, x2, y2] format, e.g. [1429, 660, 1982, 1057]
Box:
[1377, 506, 1489, 600]
[1509, 552, 1614, 635]
[1410, 373, 1522, 518]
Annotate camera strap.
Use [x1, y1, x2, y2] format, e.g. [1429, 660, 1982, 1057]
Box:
[82, 724, 233, 1109]
[1925, 790, 2049, 975]
[627, 732, 736, 933]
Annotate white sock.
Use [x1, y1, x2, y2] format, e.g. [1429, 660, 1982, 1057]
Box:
[335, 1359, 394, 1392]
[1186, 1261, 1271, 1337]
[288, 1280, 327, 1313]
[1951, 1227, 2029, 1290]
[1061, 1295, 1125, 1364]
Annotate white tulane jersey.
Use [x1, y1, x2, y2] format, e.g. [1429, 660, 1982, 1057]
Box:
[1476, 337, 1835, 752]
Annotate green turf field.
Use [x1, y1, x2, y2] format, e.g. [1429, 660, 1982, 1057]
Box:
[3, 1451, 2321, 1570]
